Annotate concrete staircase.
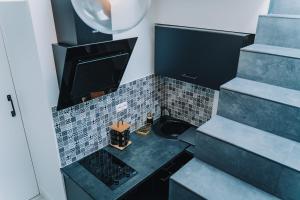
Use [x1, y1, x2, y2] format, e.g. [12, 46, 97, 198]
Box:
[269, 0, 300, 15]
[170, 1, 300, 199]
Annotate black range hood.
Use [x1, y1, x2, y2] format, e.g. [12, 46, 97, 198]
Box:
[53, 38, 137, 110]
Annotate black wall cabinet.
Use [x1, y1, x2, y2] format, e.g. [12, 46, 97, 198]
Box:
[155, 24, 254, 90]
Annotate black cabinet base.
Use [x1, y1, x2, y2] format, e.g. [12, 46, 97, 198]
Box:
[64, 175, 94, 200]
[122, 151, 193, 200]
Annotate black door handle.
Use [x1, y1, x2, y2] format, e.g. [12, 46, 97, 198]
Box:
[7, 95, 16, 117]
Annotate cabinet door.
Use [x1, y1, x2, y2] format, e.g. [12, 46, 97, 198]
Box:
[0, 28, 39, 200]
[155, 25, 254, 90]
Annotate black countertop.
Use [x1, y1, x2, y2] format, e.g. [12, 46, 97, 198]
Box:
[62, 131, 190, 200]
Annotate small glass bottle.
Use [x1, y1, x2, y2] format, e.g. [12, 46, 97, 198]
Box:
[146, 112, 153, 125]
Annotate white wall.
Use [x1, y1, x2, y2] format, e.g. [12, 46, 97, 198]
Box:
[27, 0, 59, 106]
[0, 1, 66, 200]
[114, 7, 155, 85]
[153, 0, 270, 34]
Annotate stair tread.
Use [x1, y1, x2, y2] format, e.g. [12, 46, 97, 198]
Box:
[171, 159, 279, 200]
[262, 14, 300, 19]
[197, 115, 300, 172]
[221, 78, 300, 108]
[269, 0, 300, 15]
[242, 44, 300, 59]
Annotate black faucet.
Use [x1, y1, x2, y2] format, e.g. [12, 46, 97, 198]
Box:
[161, 106, 172, 117]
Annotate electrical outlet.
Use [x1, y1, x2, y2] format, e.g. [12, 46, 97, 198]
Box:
[116, 102, 128, 113]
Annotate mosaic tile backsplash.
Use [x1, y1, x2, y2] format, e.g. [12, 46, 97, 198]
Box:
[161, 77, 215, 127]
[52, 75, 215, 167]
[52, 75, 162, 167]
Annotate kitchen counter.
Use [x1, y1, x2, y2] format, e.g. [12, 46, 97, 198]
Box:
[62, 131, 190, 200]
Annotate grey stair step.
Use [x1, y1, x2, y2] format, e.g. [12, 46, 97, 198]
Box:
[170, 159, 279, 200]
[269, 14, 300, 18]
[255, 15, 300, 49]
[195, 116, 300, 200]
[238, 44, 300, 90]
[221, 78, 300, 108]
[218, 78, 300, 142]
[241, 44, 300, 58]
[197, 115, 300, 172]
[269, 0, 300, 15]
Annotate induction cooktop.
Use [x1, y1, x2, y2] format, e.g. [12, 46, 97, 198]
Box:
[80, 149, 137, 190]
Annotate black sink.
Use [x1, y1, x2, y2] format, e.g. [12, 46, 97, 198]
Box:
[153, 116, 192, 139]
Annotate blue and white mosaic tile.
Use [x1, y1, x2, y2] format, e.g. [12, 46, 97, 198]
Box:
[52, 75, 215, 167]
[52, 75, 162, 167]
[161, 76, 215, 127]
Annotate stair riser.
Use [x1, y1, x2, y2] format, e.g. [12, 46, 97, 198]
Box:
[238, 50, 300, 91]
[218, 89, 300, 142]
[277, 168, 300, 200]
[269, 0, 300, 15]
[255, 16, 300, 49]
[195, 133, 300, 200]
[169, 180, 205, 200]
